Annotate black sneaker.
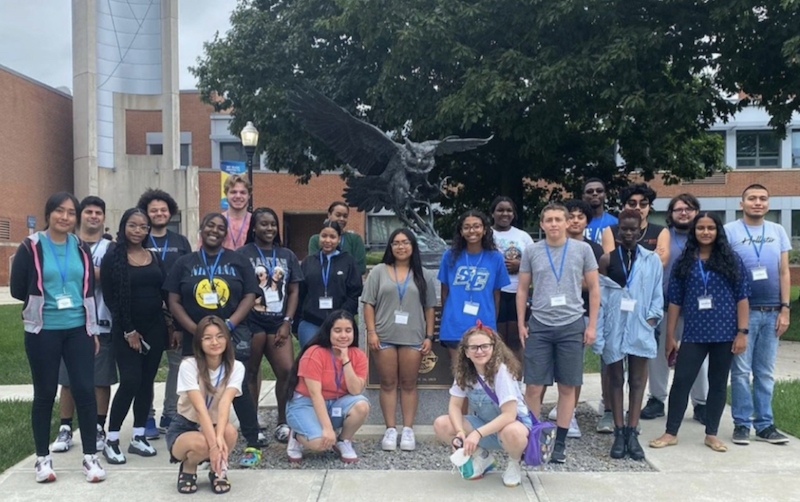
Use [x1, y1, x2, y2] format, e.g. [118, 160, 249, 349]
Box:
[550, 442, 566, 464]
[640, 397, 665, 420]
[693, 404, 707, 426]
[755, 425, 789, 445]
[732, 425, 751, 445]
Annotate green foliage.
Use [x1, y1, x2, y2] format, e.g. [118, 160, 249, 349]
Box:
[365, 251, 384, 266]
[0, 305, 30, 385]
[773, 379, 800, 439]
[192, 0, 797, 229]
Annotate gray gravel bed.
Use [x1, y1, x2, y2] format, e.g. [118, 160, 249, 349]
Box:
[228, 404, 655, 472]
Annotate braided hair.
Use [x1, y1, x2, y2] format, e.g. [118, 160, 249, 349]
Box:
[108, 208, 151, 331]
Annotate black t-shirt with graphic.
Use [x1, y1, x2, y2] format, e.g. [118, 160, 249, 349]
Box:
[164, 249, 259, 355]
[237, 243, 304, 331]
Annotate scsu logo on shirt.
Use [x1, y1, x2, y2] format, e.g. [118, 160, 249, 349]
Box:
[453, 266, 490, 291]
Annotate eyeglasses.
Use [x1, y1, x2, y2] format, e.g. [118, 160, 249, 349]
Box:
[625, 200, 650, 209]
[461, 224, 484, 232]
[201, 333, 226, 343]
[126, 223, 150, 232]
[584, 188, 605, 195]
[391, 240, 412, 248]
[671, 207, 696, 214]
[466, 343, 494, 353]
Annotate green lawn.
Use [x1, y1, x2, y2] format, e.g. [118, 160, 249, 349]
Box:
[0, 400, 59, 473]
[0, 305, 30, 384]
[773, 379, 800, 438]
[780, 286, 800, 342]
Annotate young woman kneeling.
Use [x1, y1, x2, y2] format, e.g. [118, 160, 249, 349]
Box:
[284, 310, 370, 463]
[433, 324, 531, 487]
[166, 316, 243, 495]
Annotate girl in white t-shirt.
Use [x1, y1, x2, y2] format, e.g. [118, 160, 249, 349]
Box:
[166, 316, 245, 495]
[433, 324, 531, 488]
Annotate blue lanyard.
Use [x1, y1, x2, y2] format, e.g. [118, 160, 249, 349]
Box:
[45, 232, 69, 290]
[697, 258, 711, 294]
[226, 214, 247, 248]
[741, 221, 765, 265]
[90, 240, 101, 257]
[394, 265, 412, 305]
[670, 228, 687, 251]
[149, 234, 168, 261]
[464, 251, 484, 273]
[256, 245, 277, 276]
[320, 252, 333, 295]
[201, 249, 224, 289]
[340, 233, 346, 250]
[330, 350, 344, 391]
[205, 366, 224, 409]
[545, 240, 568, 284]
[618, 246, 636, 289]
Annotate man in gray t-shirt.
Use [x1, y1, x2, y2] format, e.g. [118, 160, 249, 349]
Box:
[516, 203, 600, 464]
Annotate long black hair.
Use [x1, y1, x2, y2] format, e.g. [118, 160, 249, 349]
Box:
[381, 228, 427, 309]
[450, 209, 495, 265]
[673, 212, 740, 288]
[245, 207, 282, 246]
[283, 310, 358, 403]
[108, 208, 151, 332]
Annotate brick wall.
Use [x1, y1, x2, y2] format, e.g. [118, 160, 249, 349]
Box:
[645, 171, 800, 198]
[0, 67, 73, 285]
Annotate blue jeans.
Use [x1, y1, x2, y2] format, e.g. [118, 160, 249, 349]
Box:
[298, 320, 321, 349]
[730, 309, 780, 431]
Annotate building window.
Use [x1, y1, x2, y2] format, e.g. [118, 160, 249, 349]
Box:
[220, 142, 247, 163]
[145, 132, 192, 166]
[736, 130, 780, 168]
[792, 130, 800, 167]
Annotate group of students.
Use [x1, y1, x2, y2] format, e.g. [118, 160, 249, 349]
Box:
[11, 173, 792, 491]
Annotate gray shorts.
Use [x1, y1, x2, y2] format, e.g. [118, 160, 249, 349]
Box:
[524, 316, 585, 386]
[58, 333, 118, 387]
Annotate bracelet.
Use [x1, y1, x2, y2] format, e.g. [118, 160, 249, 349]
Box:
[123, 330, 136, 340]
[225, 319, 235, 331]
[210, 444, 219, 451]
[475, 429, 483, 438]
[343, 360, 351, 367]
[367, 329, 377, 335]
[457, 429, 466, 436]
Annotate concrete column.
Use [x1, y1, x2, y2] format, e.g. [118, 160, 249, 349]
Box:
[72, 0, 98, 200]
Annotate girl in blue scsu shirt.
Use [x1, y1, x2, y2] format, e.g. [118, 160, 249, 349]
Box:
[438, 210, 510, 362]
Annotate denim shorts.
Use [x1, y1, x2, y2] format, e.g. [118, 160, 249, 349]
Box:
[285, 392, 369, 440]
[464, 385, 532, 450]
[165, 414, 202, 464]
[378, 341, 422, 351]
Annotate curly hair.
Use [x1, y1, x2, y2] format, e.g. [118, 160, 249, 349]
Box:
[450, 210, 495, 265]
[673, 212, 740, 288]
[381, 228, 428, 310]
[108, 208, 151, 332]
[453, 325, 521, 390]
[245, 207, 282, 246]
[136, 188, 178, 216]
[563, 199, 593, 224]
[619, 183, 657, 206]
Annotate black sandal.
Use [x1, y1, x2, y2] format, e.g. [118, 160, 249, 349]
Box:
[208, 471, 231, 495]
[177, 462, 197, 495]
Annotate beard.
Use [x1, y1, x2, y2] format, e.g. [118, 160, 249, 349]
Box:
[672, 221, 691, 231]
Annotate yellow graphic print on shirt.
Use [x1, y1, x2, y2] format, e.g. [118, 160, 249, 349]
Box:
[194, 278, 231, 309]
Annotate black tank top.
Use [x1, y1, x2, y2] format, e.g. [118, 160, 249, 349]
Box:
[606, 245, 638, 288]
[608, 222, 664, 252]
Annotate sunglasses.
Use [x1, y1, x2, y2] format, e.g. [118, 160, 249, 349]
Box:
[625, 199, 650, 209]
[584, 188, 605, 195]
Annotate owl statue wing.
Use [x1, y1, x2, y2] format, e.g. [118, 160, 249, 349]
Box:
[431, 135, 494, 156]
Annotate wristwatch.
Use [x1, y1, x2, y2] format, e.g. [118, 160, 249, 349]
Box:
[737, 328, 749, 334]
[780, 303, 791, 310]
[283, 316, 294, 324]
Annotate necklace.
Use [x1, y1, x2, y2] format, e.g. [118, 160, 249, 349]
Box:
[637, 224, 648, 242]
[127, 249, 150, 266]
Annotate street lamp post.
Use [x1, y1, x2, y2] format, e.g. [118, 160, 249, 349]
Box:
[240, 121, 259, 212]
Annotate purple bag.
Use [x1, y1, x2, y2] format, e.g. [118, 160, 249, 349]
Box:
[477, 376, 556, 466]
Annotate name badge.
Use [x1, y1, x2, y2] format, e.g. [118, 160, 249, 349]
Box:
[550, 295, 566, 307]
[463, 301, 480, 315]
[698, 296, 713, 310]
[203, 292, 219, 305]
[751, 267, 768, 281]
[331, 407, 343, 417]
[319, 297, 333, 309]
[620, 297, 637, 312]
[56, 294, 73, 310]
[265, 289, 280, 303]
[394, 310, 409, 325]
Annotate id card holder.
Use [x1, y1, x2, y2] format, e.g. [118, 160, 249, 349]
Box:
[751, 267, 768, 281]
[265, 289, 280, 303]
[698, 296, 713, 310]
[463, 301, 480, 316]
[319, 297, 333, 309]
[331, 407, 343, 418]
[550, 295, 567, 307]
[620, 297, 637, 312]
[55, 294, 74, 310]
[394, 310, 409, 325]
[203, 292, 219, 306]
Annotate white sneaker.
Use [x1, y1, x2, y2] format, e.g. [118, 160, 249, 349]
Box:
[598, 398, 605, 416]
[95, 424, 106, 453]
[502, 460, 522, 487]
[82, 454, 106, 483]
[128, 435, 157, 457]
[547, 407, 558, 421]
[103, 440, 126, 465]
[381, 427, 398, 451]
[287, 431, 304, 462]
[274, 423, 291, 444]
[51, 425, 72, 453]
[568, 414, 582, 438]
[400, 427, 416, 451]
[34, 455, 56, 483]
[334, 439, 359, 463]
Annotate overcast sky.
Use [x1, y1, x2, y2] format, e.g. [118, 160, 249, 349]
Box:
[0, 0, 238, 91]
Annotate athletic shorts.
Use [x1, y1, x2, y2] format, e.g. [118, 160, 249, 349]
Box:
[524, 316, 585, 386]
